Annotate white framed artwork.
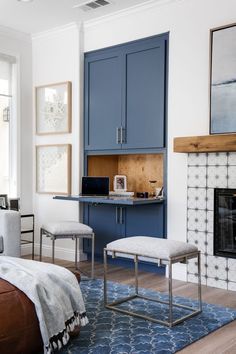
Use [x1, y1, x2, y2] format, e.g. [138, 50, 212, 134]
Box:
[113, 175, 127, 192]
[36, 81, 71, 135]
[36, 144, 71, 195]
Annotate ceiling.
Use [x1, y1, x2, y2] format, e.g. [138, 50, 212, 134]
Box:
[0, 0, 160, 35]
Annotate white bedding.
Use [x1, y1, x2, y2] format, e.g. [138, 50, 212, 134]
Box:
[0, 256, 88, 353]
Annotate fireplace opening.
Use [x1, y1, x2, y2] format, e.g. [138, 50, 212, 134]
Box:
[214, 188, 236, 258]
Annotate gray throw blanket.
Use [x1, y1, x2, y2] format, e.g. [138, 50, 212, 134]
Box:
[0, 256, 88, 353]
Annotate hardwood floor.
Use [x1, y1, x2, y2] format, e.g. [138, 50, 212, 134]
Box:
[27, 256, 236, 354]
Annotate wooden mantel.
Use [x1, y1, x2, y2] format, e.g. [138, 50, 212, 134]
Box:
[174, 134, 236, 153]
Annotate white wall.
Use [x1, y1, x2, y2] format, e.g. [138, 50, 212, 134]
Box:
[0, 28, 32, 213]
[83, 0, 236, 279]
[31, 0, 236, 277]
[32, 24, 84, 260]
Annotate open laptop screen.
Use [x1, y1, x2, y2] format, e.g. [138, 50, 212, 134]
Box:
[81, 176, 109, 196]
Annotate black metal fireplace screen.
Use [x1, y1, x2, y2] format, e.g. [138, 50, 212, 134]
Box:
[214, 188, 236, 258]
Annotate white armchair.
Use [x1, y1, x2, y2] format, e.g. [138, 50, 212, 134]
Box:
[0, 210, 21, 257]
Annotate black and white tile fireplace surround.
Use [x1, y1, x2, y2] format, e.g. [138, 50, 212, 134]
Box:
[187, 152, 236, 291]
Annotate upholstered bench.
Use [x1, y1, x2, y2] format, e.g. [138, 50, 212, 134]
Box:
[104, 236, 202, 327]
[40, 221, 95, 279]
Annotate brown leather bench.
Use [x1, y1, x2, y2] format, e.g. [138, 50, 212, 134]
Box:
[0, 272, 81, 354]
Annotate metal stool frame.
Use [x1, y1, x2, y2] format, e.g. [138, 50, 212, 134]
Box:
[40, 228, 95, 279]
[104, 248, 202, 327]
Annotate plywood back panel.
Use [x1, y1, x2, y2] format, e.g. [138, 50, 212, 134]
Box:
[88, 155, 118, 190]
[118, 154, 163, 194]
[87, 154, 163, 194]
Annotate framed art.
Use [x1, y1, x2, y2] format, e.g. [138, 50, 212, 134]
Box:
[114, 175, 127, 192]
[210, 23, 236, 134]
[0, 194, 8, 209]
[36, 144, 71, 195]
[36, 81, 71, 135]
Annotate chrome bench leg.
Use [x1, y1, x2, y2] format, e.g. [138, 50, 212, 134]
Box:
[91, 233, 95, 279]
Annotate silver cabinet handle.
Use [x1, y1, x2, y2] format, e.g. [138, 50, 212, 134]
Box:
[119, 207, 123, 224]
[116, 207, 119, 224]
[116, 127, 121, 144]
[120, 127, 126, 144]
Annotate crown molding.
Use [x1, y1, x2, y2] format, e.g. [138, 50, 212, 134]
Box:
[31, 22, 83, 40]
[84, 0, 182, 29]
[0, 25, 31, 42]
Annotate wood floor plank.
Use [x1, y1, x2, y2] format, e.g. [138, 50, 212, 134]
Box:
[24, 256, 236, 353]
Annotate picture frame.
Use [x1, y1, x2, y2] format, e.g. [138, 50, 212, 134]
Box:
[210, 23, 236, 134]
[114, 175, 127, 192]
[0, 194, 8, 209]
[36, 144, 71, 195]
[9, 198, 20, 211]
[36, 81, 71, 135]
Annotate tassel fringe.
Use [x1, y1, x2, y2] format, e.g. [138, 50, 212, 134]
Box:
[45, 311, 88, 353]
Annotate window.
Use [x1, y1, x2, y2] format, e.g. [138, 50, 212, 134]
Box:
[0, 53, 17, 197]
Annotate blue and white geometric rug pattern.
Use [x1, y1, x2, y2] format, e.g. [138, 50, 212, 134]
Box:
[61, 279, 236, 354]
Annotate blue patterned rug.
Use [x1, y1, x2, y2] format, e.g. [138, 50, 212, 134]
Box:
[61, 279, 236, 354]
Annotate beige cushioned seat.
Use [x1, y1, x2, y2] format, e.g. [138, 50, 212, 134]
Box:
[106, 236, 198, 260]
[42, 221, 93, 235]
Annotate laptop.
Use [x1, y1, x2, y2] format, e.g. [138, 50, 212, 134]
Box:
[80, 176, 109, 197]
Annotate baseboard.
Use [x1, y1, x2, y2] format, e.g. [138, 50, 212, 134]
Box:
[21, 243, 88, 262]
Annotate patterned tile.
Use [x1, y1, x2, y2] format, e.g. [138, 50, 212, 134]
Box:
[206, 188, 214, 211]
[187, 273, 207, 285]
[187, 188, 206, 210]
[207, 255, 227, 281]
[187, 255, 206, 276]
[228, 166, 236, 188]
[207, 166, 228, 188]
[207, 277, 228, 290]
[228, 152, 236, 165]
[188, 166, 207, 188]
[207, 153, 228, 166]
[205, 233, 214, 256]
[228, 258, 236, 282]
[228, 281, 236, 291]
[187, 231, 206, 254]
[187, 209, 206, 232]
[188, 153, 207, 166]
[186, 152, 236, 291]
[206, 210, 214, 233]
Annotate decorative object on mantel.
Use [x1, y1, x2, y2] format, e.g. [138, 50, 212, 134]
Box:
[36, 81, 71, 135]
[36, 144, 71, 195]
[210, 23, 236, 134]
[173, 133, 236, 153]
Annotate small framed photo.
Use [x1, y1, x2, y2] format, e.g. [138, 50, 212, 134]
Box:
[114, 175, 127, 192]
[36, 144, 71, 195]
[0, 194, 8, 209]
[36, 81, 71, 135]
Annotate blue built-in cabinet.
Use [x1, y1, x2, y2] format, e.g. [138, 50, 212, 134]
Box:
[83, 203, 165, 256]
[83, 33, 168, 268]
[84, 33, 168, 152]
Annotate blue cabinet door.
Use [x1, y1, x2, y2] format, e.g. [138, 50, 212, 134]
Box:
[84, 51, 122, 151]
[83, 204, 124, 256]
[123, 37, 166, 149]
[124, 204, 165, 237]
[83, 203, 165, 257]
[84, 34, 168, 152]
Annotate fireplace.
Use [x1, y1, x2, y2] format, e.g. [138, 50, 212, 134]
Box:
[214, 188, 236, 259]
